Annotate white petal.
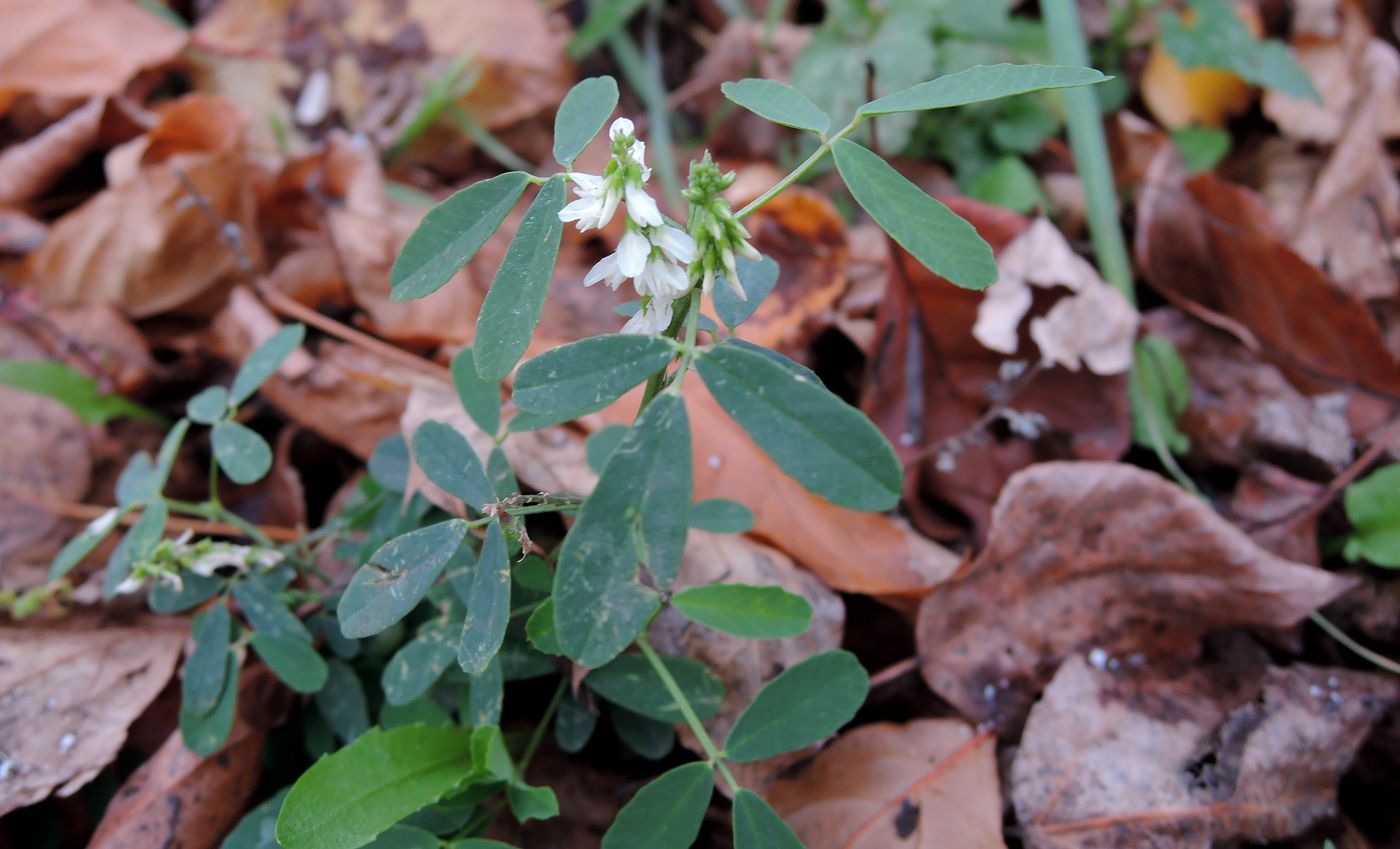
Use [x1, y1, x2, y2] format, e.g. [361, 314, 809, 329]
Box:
[598, 185, 622, 228]
[559, 196, 604, 229]
[113, 575, 145, 595]
[616, 230, 651, 277]
[625, 183, 663, 227]
[609, 117, 635, 140]
[653, 225, 696, 264]
[568, 172, 604, 194]
[584, 254, 621, 288]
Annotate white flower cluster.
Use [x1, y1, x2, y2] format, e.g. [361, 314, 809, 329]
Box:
[113, 531, 285, 595]
[559, 118, 695, 334]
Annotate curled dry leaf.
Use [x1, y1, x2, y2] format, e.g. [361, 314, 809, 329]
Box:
[0, 96, 104, 208]
[1012, 654, 1399, 849]
[1229, 463, 1324, 566]
[87, 664, 287, 849]
[0, 0, 186, 113]
[1136, 150, 1400, 431]
[765, 719, 1004, 849]
[1145, 308, 1354, 476]
[24, 94, 264, 319]
[915, 461, 1357, 730]
[0, 619, 186, 816]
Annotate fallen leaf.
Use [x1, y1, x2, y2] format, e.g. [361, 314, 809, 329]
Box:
[0, 96, 105, 207]
[1144, 307, 1354, 476]
[1012, 653, 1399, 849]
[87, 664, 287, 849]
[1229, 463, 1323, 566]
[915, 461, 1357, 730]
[23, 94, 264, 318]
[0, 618, 186, 815]
[0, 0, 186, 114]
[765, 719, 1004, 849]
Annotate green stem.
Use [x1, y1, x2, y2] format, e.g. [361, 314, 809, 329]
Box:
[1041, 0, 1134, 299]
[447, 105, 535, 174]
[1310, 611, 1400, 676]
[520, 678, 568, 773]
[167, 499, 275, 547]
[734, 119, 861, 220]
[641, 0, 684, 211]
[637, 635, 741, 792]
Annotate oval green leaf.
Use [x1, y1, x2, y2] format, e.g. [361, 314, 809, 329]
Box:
[183, 599, 231, 716]
[670, 584, 812, 639]
[457, 519, 511, 674]
[339, 520, 469, 639]
[833, 138, 996, 290]
[186, 385, 228, 424]
[722, 78, 830, 134]
[230, 324, 306, 406]
[732, 789, 804, 849]
[688, 498, 754, 533]
[514, 334, 678, 418]
[586, 653, 724, 723]
[251, 631, 329, 693]
[234, 579, 312, 641]
[275, 724, 476, 849]
[49, 506, 123, 581]
[474, 175, 568, 381]
[223, 786, 290, 849]
[610, 707, 674, 760]
[695, 341, 901, 511]
[315, 659, 370, 743]
[554, 76, 620, 166]
[601, 762, 714, 849]
[390, 172, 530, 302]
[713, 255, 779, 330]
[212, 420, 273, 485]
[858, 63, 1109, 116]
[449, 348, 501, 436]
[723, 650, 868, 762]
[382, 621, 457, 706]
[554, 691, 597, 754]
[179, 651, 239, 756]
[411, 420, 494, 511]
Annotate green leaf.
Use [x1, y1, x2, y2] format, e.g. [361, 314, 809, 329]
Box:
[149, 572, 222, 614]
[391, 172, 531, 302]
[180, 651, 239, 756]
[858, 63, 1108, 116]
[315, 659, 370, 743]
[554, 76, 620, 165]
[187, 385, 229, 424]
[275, 724, 477, 849]
[362, 825, 439, 849]
[382, 621, 457, 705]
[722, 78, 830, 134]
[102, 499, 169, 598]
[670, 584, 812, 639]
[688, 499, 754, 533]
[230, 324, 306, 406]
[234, 579, 312, 641]
[713, 256, 779, 331]
[184, 599, 232, 715]
[568, 0, 647, 59]
[469, 724, 514, 783]
[1171, 127, 1231, 175]
[222, 786, 290, 849]
[449, 348, 501, 436]
[1345, 464, 1400, 568]
[554, 692, 597, 754]
[1129, 335, 1191, 456]
[458, 520, 511, 674]
[695, 341, 901, 511]
[252, 631, 330, 693]
[462, 656, 503, 726]
[115, 452, 155, 506]
[514, 334, 679, 418]
[525, 599, 562, 655]
[586, 653, 724, 723]
[213, 420, 273, 484]
[506, 781, 558, 823]
[0, 359, 160, 424]
[601, 762, 714, 849]
[732, 790, 804, 849]
[585, 424, 629, 474]
[833, 138, 996, 290]
[488, 445, 518, 498]
[724, 650, 868, 762]
[339, 520, 469, 638]
[1161, 0, 1317, 99]
[611, 707, 674, 759]
[448, 841, 519, 849]
[474, 176, 568, 381]
[49, 507, 123, 581]
[411, 421, 494, 511]
[368, 434, 411, 492]
[553, 392, 692, 667]
[967, 156, 1047, 214]
[381, 696, 453, 730]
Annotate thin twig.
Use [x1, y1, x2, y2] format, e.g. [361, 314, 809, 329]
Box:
[868, 656, 918, 688]
[3, 483, 301, 542]
[1310, 612, 1400, 676]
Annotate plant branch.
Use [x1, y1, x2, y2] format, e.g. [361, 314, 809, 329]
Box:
[637, 635, 741, 792]
[735, 119, 861, 220]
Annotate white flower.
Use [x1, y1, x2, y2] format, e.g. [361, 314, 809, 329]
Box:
[583, 253, 626, 289]
[622, 297, 674, 334]
[651, 225, 695, 264]
[559, 171, 621, 232]
[609, 117, 635, 141]
[113, 574, 145, 595]
[616, 229, 652, 277]
[624, 182, 663, 227]
[630, 139, 650, 180]
[635, 256, 690, 298]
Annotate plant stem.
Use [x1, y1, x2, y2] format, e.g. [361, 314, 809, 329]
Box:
[167, 498, 275, 547]
[734, 119, 860, 220]
[642, 0, 684, 210]
[1310, 611, 1400, 676]
[1041, 0, 1134, 299]
[519, 677, 569, 773]
[637, 635, 741, 792]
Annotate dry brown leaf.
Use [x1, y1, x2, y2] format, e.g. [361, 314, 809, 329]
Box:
[0, 96, 104, 207]
[87, 664, 285, 849]
[1012, 653, 1399, 849]
[766, 720, 1004, 849]
[1229, 463, 1324, 566]
[915, 461, 1357, 730]
[23, 94, 264, 319]
[1135, 150, 1400, 430]
[0, 619, 186, 816]
[1144, 307, 1354, 475]
[0, 0, 186, 113]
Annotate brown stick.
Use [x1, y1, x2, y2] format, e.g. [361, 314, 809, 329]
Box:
[4, 484, 301, 543]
